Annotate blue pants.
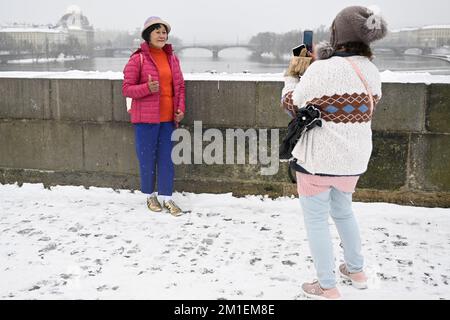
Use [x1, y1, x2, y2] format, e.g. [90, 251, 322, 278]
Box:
[134, 122, 175, 196]
[299, 188, 364, 289]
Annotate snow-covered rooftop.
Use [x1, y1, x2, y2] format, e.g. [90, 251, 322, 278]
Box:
[390, 27, 419, 33]
[0, 28, 65, 34]
[66, 5, 82, 15]
[391, 25, 450, 33]
[422, 25, 450, 30]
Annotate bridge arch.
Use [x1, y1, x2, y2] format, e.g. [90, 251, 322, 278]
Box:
[176, 45, 255, 58]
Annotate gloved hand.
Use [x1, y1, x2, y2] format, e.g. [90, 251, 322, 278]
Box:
[285, 48, 312, 77]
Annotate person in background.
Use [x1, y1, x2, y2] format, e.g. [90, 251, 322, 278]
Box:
[281, 6, 387, 299]
[122, 16, 186, 217]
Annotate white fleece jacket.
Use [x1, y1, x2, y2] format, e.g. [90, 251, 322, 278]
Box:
[289, 55, 382, 176]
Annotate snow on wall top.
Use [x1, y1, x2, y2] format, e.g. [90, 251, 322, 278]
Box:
[0, 70, 449, 84]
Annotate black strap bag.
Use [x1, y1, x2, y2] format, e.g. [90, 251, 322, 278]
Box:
[279, 104, 322, 161]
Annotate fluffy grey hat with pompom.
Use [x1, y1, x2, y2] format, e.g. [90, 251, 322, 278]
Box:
[330, 6, 388, 47]
[316, 6, 388, 60]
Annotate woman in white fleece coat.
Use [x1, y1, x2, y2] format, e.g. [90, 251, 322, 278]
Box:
[282, 6, 388, 299]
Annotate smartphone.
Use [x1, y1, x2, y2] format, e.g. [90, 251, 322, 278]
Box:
[303, 30, 313, 52]
[292, 44, 306, 57]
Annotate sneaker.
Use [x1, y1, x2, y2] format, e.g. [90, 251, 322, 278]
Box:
[162, 200, 183, 217]
[301, 281, 341, 300]
[339, 263, 368, 289]
[147, 195, 162, 212]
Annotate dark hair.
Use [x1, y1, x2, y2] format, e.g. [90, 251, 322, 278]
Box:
[142, 23, 168, 43]
[336, 42, 373, 59]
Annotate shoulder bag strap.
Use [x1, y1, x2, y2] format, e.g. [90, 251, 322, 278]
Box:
[345, 57, 374, 116]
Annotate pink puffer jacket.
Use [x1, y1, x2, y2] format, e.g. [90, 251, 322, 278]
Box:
[122, 42, 185, 124]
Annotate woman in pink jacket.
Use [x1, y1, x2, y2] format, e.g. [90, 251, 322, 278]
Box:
[122, 16, 185, 216]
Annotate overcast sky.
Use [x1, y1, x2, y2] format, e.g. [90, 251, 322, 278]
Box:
[1, 0, 449, 43]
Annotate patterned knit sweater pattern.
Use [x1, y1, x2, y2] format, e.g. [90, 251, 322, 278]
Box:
[291, 56, 382, 176]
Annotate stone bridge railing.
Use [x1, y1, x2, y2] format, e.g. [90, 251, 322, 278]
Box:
[0, 77, 449, 207]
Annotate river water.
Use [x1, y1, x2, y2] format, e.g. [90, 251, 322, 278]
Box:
[1, 48, 450, 75]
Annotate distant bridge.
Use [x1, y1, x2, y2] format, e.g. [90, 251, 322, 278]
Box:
[93, 44, 257, 58]
[1, 46, 257, 60]
[97, 43, 443, 59]
[3, 44, 446, 62]
[177, 44, 256, 58]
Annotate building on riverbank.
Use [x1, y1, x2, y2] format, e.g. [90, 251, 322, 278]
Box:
[383, 25, 450, 48]
[0, 5, 94, 55]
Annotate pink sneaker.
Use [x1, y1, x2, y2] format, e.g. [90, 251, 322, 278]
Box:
[339, 264, 368, 289]
[301, 281, 341, 300]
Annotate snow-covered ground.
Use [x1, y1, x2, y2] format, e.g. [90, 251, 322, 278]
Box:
[0, 70, 450, 84]
[0, 183, 449, 300]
